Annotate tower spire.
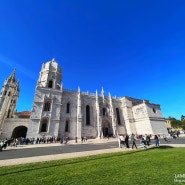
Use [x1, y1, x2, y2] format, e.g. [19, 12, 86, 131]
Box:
[101, 87, 105, 103]
[0, 69, 19, 132]
[7, 68, 16, 83]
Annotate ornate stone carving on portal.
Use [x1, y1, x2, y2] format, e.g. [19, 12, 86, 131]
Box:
[133, 105, 147, 119]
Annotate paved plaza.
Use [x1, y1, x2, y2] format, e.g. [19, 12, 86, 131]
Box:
[0, 136, 185, 167]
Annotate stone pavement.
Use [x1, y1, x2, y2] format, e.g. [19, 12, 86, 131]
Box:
[0, 138, 119, 167]
[0, 138, 184, 167]
[0, 148, 123, 167]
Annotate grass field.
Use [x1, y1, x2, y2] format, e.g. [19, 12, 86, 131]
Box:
[0, 147, 184, 185]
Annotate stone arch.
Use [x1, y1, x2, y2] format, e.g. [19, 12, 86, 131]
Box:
[40, 117, 49, 133]
[48, 80, 53, 88]
[102, 119, 112, 137]
[11, 126, 28, 138]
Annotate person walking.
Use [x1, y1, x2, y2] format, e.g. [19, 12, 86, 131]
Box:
[141, 136, 147, 149]
[146, 135, 150, 146]
[125, 134, 129, 148]
[118, 135, 121, 148]
[118, 135, 125, 148]
[154, 135, 160, 147]
[131, 133, 137, 149]
[163, 134, 168, 142]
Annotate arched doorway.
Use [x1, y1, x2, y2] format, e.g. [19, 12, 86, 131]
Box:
[102, 119, 112, 137]
[11, 126, 28, 138]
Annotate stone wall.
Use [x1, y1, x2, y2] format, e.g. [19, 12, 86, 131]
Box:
[1, 118, 29, 139]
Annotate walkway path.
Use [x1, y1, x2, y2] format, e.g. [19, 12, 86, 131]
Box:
[0, 138, 184, 167]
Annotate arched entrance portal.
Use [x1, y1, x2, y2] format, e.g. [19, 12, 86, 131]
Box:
[11, 126, 28, 138]
[102, 119, 112, 137]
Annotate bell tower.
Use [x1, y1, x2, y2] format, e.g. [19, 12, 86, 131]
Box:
[27, 58, 63, 138]
[0, 69, 20, 131]
[37, 58, 62, 90]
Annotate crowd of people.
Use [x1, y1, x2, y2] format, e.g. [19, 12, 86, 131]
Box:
[0, 136, 70, 151]
[118, 134, 163, 149]
[0, 131, 182, 151]
[169, 130, 180, 139]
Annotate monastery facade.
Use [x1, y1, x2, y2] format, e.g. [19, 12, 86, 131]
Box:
[0, 59, 168, 140]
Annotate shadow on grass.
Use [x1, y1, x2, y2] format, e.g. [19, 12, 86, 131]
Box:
[148, 145, 174, 150]
[158, 145, 174, 149]
[0, 146, 175, 177]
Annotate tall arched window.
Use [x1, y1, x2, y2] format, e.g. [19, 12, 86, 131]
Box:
[66, 103, 70, 113]
[43, 102, 51, 111]
[86, 105, 90, 125]
[8, 91, 11, 96]
[116, 108, 121, 125]
[40, 118, 48, 132]
[103, 108, 106, 116]
[48, 80, 53, 88]
[65, 120, 69, 132]
[7, 109, 11, 118]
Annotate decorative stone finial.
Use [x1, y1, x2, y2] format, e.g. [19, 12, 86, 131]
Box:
[78, 86, 80, 93]
[101, 87, 104, 93]
[96, 89, 98, 96]
[109, 92, 111, 98]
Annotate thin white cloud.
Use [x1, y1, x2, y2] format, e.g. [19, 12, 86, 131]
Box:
[0, 54, 37, 81]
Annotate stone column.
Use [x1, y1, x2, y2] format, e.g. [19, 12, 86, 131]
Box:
[96, 90, 101, 138]
[48, 96, 53, 134]
[76, 87, 82, 140]
[109, 92, 116, 136]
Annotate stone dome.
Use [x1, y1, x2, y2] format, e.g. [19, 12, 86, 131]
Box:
[43, 58, 62, 73]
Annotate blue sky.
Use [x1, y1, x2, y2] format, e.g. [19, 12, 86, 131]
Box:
[0, 0, 185, 119]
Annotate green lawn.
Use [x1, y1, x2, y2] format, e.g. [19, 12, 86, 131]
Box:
[0, 147, 184, 185]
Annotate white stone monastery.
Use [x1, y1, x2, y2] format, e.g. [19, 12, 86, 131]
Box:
[0, 59, 168, 140]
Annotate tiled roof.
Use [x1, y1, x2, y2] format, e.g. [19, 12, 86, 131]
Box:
[15, 111, 31, 115]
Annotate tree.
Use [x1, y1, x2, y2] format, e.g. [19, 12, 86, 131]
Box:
[181, 115, 185, 121]
[181, 120, 185, 130]
[168, 117, 181, 129]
